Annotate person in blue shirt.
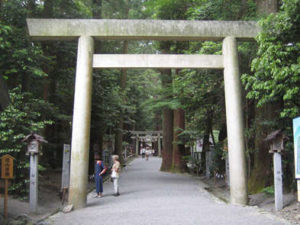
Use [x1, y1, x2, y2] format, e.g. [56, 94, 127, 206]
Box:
[94, 154, 107, 198]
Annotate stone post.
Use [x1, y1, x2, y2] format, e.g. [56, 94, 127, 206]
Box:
[69, 36, 94, 209]
[135, 135, 139, 156]
[61, 144, 71, 190]
[273, 152, 283, 210]
[206, 149, 213, 179]
[29, 152, 38, 213]
[225, 154, 230, 186]
[222, 36, 248, 205]
[158, 133, 161, 157]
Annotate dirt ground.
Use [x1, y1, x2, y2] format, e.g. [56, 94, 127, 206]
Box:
[0, 170, 66, 224]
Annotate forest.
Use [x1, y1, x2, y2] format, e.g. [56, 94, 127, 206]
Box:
[0, 0, 299, 199]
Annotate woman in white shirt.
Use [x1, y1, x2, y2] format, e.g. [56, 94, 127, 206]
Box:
[111, 155, 121, 196]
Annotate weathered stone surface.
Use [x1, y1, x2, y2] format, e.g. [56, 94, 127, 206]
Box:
[93, 54, 224, 69]
[26, 19, 259, 41]
[223, 36, 247, 205]
[68, 36, 94, 209]
[273, 152, 283, 211]
[62, 205, 73, 213]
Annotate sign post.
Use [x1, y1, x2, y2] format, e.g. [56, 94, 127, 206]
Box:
[265, 130, 287, 211]
[23, 133, 47, 213]
[1, 154, 15, 219]
[293, 117, 300, 201]
[61, 144, 71, 191]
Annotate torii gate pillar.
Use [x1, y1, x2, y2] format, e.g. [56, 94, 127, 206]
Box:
[135, 135, 139, 156]
[69, 36, 94, 209]
[223, 37, 248, 205]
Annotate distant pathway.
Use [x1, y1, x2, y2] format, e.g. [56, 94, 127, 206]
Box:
[46, 157, 285, 225]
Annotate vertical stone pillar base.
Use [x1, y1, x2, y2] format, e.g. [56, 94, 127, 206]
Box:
[273, 152, 283, 211]
[223, 36, 248, 205]
[69, 36, 94, 209]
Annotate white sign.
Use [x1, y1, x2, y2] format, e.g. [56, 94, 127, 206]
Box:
[195, 139, 203, 152]
[293, 117, 300, 179]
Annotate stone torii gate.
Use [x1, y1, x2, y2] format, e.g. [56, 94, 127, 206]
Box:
[130, 131, 163, 156]
[26, 19, 260, 208]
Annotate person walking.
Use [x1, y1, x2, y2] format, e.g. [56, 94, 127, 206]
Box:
[111, 155, 121, 196]
[94, 154, 107, 198]
[141, 147, 146, 158]
[145, 147, 150, 161]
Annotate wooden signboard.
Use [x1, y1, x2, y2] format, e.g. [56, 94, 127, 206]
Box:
[1, 154, 14, 179]
[1, 154, 15, 219]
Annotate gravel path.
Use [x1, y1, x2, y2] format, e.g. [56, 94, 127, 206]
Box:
[45, 157, 288, 225]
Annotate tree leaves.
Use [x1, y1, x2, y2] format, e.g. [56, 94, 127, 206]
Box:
[242, 0, 300, 118]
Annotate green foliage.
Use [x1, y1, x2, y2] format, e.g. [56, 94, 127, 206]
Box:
[211, 143, 226, 173]
[0, 87, 53, 195]
[186, 0, 257, 21]
[142, 0, 259, 151]
[241, 0, 300, 190]
[242, 0, 300, 118]
[262, 186, 274, 196]
[145, 0, 193, 19]
[2, 0, 297, 192]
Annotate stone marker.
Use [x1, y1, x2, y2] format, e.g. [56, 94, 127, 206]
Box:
[265, 130, 287, 211]
[273, 152, 283, 210]
[23, 133, 47, 213]
[61, 144, 71, 191]
[206, 150, 213, 179]
[225, 155, 230, 186]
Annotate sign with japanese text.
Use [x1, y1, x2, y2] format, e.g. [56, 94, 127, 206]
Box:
[1, 154, 14, 179]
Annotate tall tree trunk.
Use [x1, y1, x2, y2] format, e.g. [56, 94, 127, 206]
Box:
[172, 108, 185, 172]
[93, 0, 102, 53]
[161, 108, 174, 171]
[114, 40, 128, 164]
[41, 0, 54, 98]
[39, 0, 54, 167]
[248, 104, 280, 193]
[202, 110, 213, 173]
[160, 69, 173, 171]
[239, 0, 249, 19]
[248, 0, 279, 193]
[92, 0, 102, 19]
[21, 0, 38, 92]
[114, 2, 129, 163]
[256, 0, 278, 15]
[43, 0, 54, 18]
[91, 0, 105, 162]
